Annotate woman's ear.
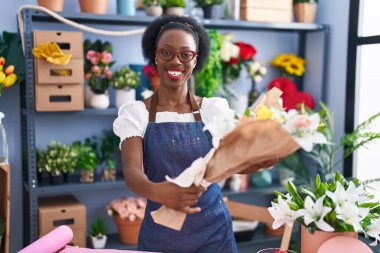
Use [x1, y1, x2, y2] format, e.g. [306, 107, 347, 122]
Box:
[193, 59, 197, 68]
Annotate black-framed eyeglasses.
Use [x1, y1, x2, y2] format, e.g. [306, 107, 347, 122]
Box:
[157, 48, 197, 63]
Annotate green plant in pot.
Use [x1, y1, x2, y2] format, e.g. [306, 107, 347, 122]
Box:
[110, 66, 140, 108]
[90, 217, 107, 249]
[161, 0, 186, 15]
[143, 0, 164, 16]
[83, 39, 115, 109]
[37, 141, 76, 185]
[194, 0, 225, 19]
[72, 137, 99, 183]
[100, 130, 119, 181]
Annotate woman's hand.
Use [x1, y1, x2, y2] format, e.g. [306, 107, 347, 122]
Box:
[150, 181, 206, 214]
[240, 158, 280, 174]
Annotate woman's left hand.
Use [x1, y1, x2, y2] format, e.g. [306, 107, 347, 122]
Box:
[239, 158, 280, 174]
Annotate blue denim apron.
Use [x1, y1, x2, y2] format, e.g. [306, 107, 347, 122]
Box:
[138, 91, 238, 253]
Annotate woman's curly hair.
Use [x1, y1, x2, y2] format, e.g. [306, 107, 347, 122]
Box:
[142, 15, 210, 73]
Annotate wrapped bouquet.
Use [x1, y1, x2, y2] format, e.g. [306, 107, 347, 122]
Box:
[152, 87, 327, 230]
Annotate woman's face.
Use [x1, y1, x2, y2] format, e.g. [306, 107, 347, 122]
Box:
[155, 29, 197, 89]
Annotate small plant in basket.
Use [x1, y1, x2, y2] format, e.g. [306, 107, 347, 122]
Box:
[100, 130, 119, 181]
[90, 217, 107, 249]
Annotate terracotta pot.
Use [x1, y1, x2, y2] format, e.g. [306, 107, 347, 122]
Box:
[79, 0, 108, 14]
[301, 225, 358, 253]
[37, 0, 64, 11]
[294, 2, 317, 23]
[113, 215, 142, 245]
[149, 76, 160, 92]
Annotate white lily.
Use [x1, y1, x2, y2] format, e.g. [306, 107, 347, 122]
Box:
[336, 202, 369, 232]
[268, 195, 300, 230]
[366, 220, 380, 246]
[282, 110, 327, 152]
[296, 196, 334, 232]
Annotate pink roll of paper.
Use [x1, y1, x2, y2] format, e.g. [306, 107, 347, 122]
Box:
[18, 225, 73, 253]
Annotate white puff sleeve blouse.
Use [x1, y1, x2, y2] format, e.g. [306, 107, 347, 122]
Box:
[113, 97, 231, 148]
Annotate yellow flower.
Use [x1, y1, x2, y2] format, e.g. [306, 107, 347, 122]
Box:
[32, 42, 72, 65]
[271, 54, 293, 67]
[0, 71, 5, 83]
[2, 73, 17, 88]
[283, 61, 305, 76]
[255, 105, 273, 120]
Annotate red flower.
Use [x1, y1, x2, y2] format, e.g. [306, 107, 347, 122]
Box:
[229, 58, 239, 64]
[236, 42, 257, 61]
[268, 77, 315, 111]
[143, 65, 159, 78]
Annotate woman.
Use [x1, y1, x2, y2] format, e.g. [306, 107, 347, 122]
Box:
[114, 15, 275, 253]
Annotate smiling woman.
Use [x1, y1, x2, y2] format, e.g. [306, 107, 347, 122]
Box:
[113, 15, 238, 252]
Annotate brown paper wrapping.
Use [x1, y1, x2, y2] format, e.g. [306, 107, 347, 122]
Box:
[205, 119, 300, 183]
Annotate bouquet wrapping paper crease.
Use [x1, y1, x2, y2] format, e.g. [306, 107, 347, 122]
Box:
[151, 88, 302, 230]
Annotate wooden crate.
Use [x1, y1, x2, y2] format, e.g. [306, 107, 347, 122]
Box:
[240, 0, 292, 23]
[0, 163, 10, 253]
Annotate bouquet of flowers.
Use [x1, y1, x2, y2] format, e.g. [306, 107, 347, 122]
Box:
[107, 197, 147, 222]
[151, 87, 327, 230]
[83, 39, 114, 94]
[221, 34, 266, 83]
[269, 172, 380, 246]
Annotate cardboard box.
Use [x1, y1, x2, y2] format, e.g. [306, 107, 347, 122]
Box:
[33, 30, 85, 111]
[33, 31, 83, 58]
[38, 195, 86, 238]
[240, 0, 292, 23]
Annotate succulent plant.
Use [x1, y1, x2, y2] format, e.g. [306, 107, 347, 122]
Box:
[110, 66, 140, 90]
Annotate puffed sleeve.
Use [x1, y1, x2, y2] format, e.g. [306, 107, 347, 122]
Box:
[113, 101, 149, 149]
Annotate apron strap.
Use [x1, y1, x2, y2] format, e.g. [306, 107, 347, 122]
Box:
[149, 91, 202, 122]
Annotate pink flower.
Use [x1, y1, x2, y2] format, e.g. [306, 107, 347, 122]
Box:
[86, 50, 97, 60]
[101, 51, 112, 64]
[91, 65, 100, 73]
[105, 70, 113, 79]
[295, 115, 312, 129]
[84, 73, 92, 80]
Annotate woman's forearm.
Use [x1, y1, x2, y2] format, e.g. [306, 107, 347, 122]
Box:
[124, 167, 156, 200]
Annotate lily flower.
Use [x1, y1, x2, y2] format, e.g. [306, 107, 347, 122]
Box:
[268, 195, 300, 230]
[296, 196, 334, 232]
[336, 203, 369, 232]
[366, 220, 380, 246]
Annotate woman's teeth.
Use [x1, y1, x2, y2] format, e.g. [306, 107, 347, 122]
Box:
[167, 70, 182, 76]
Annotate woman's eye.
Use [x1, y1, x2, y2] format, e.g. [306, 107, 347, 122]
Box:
[161, 50, 173, 57]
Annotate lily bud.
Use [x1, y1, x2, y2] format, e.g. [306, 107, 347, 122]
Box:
[0, 57, 5, 66]
[3, 73, 17, 88]
[4, 65, 14, 75]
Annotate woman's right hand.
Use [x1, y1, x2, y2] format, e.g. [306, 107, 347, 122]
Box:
[150, 181, 206, 214]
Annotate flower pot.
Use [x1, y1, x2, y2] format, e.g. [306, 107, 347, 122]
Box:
[294, 2, 317, 23]
[91, 235, 107, 249]
[113, 215, 142, 245]
[49, 174, 64, 185]
[115, 88, 136, 108]
[102, 168, 116, 181]
[165, 7, 184, 16]
[84, 86, 95, 108]
[90, 93, 110, 109]
[145, 5, 163, 16]
[79, 0, 108, 14]
[37, 0, 64, 11]
[81, 170, 94, 183]
[202, 5, 224, 19]
[117, 0, 136, 16]
[301, 225, 358, 253]
[149, 76, 160, 92]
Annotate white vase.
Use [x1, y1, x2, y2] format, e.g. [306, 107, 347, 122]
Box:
[91, 235, 107, 249]
[90, 93, 110, 109]
[115, 88, 136, 108]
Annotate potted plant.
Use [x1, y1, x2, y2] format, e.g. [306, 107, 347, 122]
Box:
[107, 197, 146, 245]
[100, 130, 119, 181]
[37, 0, 64, 11]
[269, 172, 380, 253]
[194, 0, 225, 19]
[83, 39, 114, 109]
[293, 0, 318, 23]
[72, 137, 100, 183]
[79, 0, 108, 14]
[161, 0, 186, 15]
[110, 66, 140, 108]
[143, 0, 163, 16]
[37, 141, 76, 185]
[90, 217, 107, 249]
[143, 65, 160, 92]
[117, 0, 137, 16]
[0, 216, 4, 250]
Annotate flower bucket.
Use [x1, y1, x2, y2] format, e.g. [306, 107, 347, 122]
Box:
[117, 0, 136, 16]
[91, 235, 107, 249]
[301, 225, 358, 253]
[113, 215, 142, 245]
[294, 2, 317, 23]
[102, 168, 116, 181]
[90, 93, 110, 109]
[80, 170, 94, 183]
[37, 0, 64, 11]
[115, 88, 136, 108]
[79, 0, 108, 14]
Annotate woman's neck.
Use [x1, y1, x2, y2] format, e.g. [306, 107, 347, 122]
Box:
[157, 85, 189, 108]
